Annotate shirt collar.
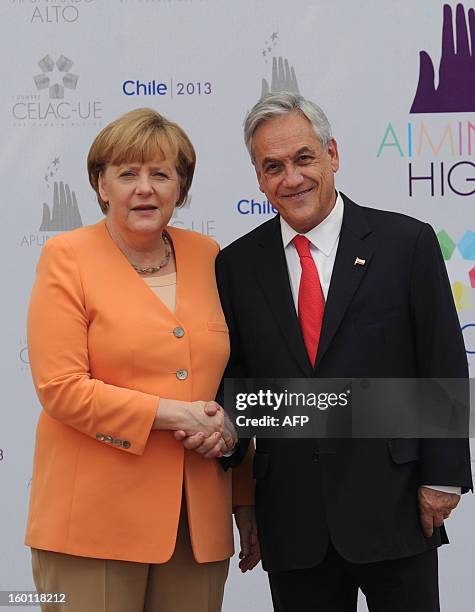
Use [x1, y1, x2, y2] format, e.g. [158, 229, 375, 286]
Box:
[280, 191, 344, 256]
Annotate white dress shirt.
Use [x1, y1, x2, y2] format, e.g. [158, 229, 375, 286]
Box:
[279, 192, 460, 496]
[281, 192, 343, 305]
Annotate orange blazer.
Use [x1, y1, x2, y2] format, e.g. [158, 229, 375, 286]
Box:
[26, 221, 254, 564]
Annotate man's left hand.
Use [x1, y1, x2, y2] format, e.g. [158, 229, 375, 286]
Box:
[234, 505, 261, 572]
[418, 486, 460, 538]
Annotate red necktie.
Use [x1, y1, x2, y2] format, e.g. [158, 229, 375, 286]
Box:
[292, 235, 324, 366]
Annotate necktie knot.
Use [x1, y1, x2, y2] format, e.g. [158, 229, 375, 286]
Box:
[293, 235, 312, 258]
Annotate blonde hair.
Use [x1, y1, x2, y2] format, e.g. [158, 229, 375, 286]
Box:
[87, 108, 196, 213]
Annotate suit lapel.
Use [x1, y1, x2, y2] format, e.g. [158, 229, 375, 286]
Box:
[253, 216, 313, 376]
[315, 196, 373, 369]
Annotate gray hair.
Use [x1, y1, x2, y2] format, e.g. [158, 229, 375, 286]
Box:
[244, 91, 333, 162]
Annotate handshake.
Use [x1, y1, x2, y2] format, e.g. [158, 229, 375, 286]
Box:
[155, 399, 238, 459]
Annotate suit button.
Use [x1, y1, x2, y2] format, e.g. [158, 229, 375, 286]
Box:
[104, 435, 113, 443]
[122, 440, 131, 449]
[313, 451, 319, 462]
[173, 326, 185, 338]
[113, 438, 122, 446]
[176, 368, 188, 380]
[96, 433, 105, 441]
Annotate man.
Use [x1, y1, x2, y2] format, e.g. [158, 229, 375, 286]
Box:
[214, 92, 472, 611]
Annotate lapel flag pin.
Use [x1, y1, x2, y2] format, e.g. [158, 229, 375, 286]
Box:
[354, 257, 366, 266]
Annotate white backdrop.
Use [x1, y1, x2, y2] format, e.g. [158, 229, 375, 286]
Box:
[0, 1, 474, 610]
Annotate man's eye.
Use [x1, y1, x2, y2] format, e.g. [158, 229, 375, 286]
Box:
[266, 164, 280, 174]
[298, 155, 312, 162]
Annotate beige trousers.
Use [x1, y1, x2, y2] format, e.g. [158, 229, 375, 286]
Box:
[31, 505, 229, 612]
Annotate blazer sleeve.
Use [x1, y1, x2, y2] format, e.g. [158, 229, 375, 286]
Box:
[27, 236, 158, 456]
[409, 223, 473, 492]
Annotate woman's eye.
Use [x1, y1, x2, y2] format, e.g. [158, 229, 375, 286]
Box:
[119, 171, 135, 177]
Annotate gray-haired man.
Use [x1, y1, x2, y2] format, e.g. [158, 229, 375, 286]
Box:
[216, 92, 472, 611]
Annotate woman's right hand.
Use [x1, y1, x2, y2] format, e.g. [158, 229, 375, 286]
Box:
[174, 403, 238, 459]
[179, 400, 225, 437]
[153, 398, 224, 437]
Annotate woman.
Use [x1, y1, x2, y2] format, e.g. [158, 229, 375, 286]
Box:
[26, 108, 254, 612]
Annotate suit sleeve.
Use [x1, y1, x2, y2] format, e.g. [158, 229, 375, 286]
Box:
[215, 252, 256, 502]
[27, 236, 158, 456]
[409, 223, 473, 492]
[232, 441, 255, 508]
[216, 251, 249, 470]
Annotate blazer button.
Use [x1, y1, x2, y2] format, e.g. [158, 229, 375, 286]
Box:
[176, 368, 188, 380]
[173, 326, 185, 338]
[96, 433, 105, 441]
[104, 435, 113, 443]
[113, 438, 122, 446]
[122, 440, 131, 449]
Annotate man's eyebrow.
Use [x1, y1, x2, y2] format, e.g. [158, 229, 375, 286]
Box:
[294, 146, 315, 156]
[261, 147, 316, 166]
[261, 157, 281, 167]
